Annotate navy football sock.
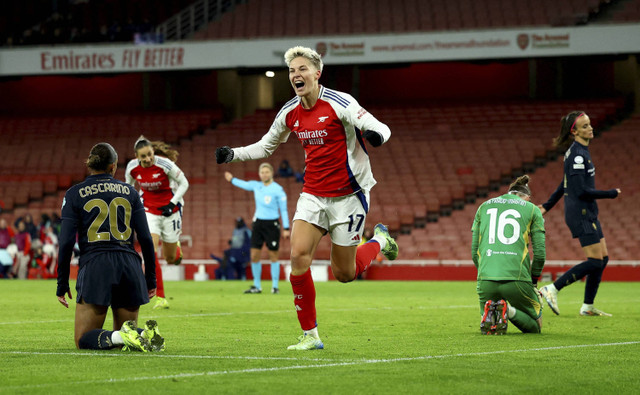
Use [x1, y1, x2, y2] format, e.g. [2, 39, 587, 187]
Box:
[554, 258, 603, 291]
[78, 329, 118, 350]
[584, 256, 608, 304]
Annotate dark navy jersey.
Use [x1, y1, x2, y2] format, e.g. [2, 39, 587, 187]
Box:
[61, 174, 146, 264]
[57, 173, 156, 297]
[542, 141, 618, 220]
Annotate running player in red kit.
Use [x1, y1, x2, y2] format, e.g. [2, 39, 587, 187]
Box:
[215, 46, 398, 350]
[125, 136, 189, 309]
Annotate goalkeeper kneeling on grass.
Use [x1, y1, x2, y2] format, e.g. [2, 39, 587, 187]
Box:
[471, 175, 546, 335]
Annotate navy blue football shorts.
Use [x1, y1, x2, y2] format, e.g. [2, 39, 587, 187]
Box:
[76, 251, 150, 308]
[567, 217, 604, 247]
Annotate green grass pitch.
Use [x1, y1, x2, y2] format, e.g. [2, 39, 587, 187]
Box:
[1, 279, 639, 393]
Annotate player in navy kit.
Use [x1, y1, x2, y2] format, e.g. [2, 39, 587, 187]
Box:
[538, 111, 621, 317]
[56, 143, 164, 352]
[225, 162, 290, 294]
[215, 46, 399, 350]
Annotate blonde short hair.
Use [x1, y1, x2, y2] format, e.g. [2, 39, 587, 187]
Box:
[259, 162, 274, 173]
[284, 46, 323, 72]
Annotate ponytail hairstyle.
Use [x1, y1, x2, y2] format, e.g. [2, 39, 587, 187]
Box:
[151, 140, 179, 163]
[553, 111, 585, 149]
[134, 135, 152, 153]
[86, 142, 118, 172]
[508, 174, 531, 197]
[133, 135, 179, 163]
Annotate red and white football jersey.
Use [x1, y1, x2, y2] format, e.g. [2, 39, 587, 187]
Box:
[233, 86, 391, 197]
[125, 156, 187, 215]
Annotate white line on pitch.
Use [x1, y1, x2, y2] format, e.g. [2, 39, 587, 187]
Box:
[0, 305, 477, 325]
[0, 350, 338, 361]
[3, 341, 639, 391]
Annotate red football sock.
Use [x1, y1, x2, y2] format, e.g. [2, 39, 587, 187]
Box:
[290, 268, 316, 331]
[354, 241, 381, 279]
[155, 253, 165, 298]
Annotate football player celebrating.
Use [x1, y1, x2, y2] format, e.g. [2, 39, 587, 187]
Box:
[125, 136, 189, 309]
[56, 142, 164, 352]
[538, 111, 620, 317]
[215, 46, 398, 350]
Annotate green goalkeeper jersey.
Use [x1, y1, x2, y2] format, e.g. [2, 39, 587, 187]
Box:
[471, 193, 546, 282]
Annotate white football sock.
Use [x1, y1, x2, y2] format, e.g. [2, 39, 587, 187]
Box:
[111, 331, 124, 345]
[508, 305, 517, 319]
[371, 235, 387, 250]
[581, 303, 593, 311]
[304, 327, 319, 339]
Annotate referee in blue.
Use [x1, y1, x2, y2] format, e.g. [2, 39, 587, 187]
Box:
[56, 142, 164, 351]
[538, 111, 621, 317]
[225, 162, 290, 294]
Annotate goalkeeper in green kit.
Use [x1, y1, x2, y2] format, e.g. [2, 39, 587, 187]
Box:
[471, 175, 546, 334]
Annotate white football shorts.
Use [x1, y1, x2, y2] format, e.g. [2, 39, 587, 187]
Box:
[145, 211, 182, 243]
[293, 190, 370, 247]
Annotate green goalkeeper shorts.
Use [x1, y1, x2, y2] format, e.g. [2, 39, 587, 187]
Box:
[477, 280, 543, 320]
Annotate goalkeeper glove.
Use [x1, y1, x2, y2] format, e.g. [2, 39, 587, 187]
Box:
[362, 130, 383, 147]
[159, 202, 176, 217]
[215, 146, 234, 164]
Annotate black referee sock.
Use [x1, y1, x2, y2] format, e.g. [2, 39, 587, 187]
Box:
[554, 257, 603, 291]
[584, 256, 608, 304]
[78, 329, 118, 350]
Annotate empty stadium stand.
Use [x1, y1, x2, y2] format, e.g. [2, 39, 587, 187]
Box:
[165, 97, 632, 261]
[383, 106, 639, 263]
[1, 0, 196, 46]
[0, 109, 222, 212]
[3, 99, 639, 264]
[592, 0, 640, 23]
[191, 0, 611, 41]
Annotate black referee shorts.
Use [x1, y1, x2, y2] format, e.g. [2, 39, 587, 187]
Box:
[76, 251, 150, 308]
[251, 219, 281, 251]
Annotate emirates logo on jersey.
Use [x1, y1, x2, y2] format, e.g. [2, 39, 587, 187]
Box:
[139, 181, 162, 190]
[296, 129, 328, 146]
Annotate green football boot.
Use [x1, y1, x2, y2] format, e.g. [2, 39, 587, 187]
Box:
[287, 334, 324, 351]
[120, 320, 150, 352]
[373, 223, 398, 260]
[142, 319, 166, 352]
[153, 297, 170, 309]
